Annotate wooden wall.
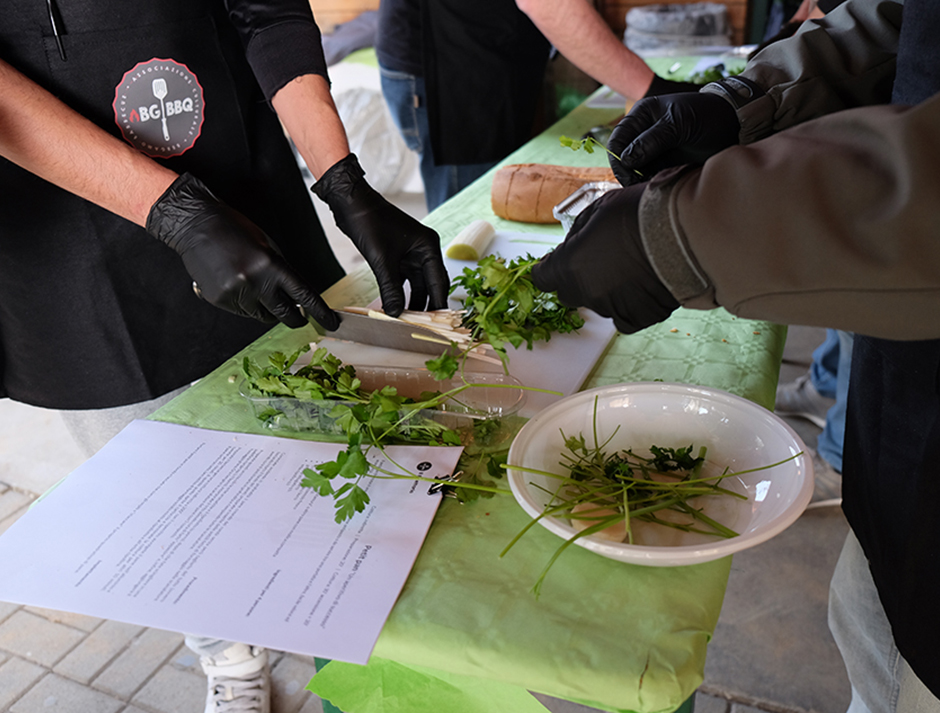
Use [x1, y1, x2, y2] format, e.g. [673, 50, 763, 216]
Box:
[309, 0, 749, 47]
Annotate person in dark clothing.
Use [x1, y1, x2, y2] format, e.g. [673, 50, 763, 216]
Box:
[375, 0, 550, 211]
[375, 0, 699, 211]
[532, 0, 940, 705]
[0, 2, 448, 710]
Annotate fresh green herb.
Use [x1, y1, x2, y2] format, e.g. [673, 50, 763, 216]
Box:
[687, 63, 743, 85]
[243, 344, 518, 521]
[559, 134, 620, 161]
[501, 397, 799, 596]
[559, 135, 645, 179]
[428, 255, 584, 381]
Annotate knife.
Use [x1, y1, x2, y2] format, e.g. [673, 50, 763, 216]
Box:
[309, 309, 466, 356]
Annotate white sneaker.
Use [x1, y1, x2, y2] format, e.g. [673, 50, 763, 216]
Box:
[775, 372, 835, 429]
[199, 643, 270, 713]
[806, 448, 842, 509]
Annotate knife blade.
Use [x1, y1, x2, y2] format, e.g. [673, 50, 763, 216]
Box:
[313, 310, 465, 356]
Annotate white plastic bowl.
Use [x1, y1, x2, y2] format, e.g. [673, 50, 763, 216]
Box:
[507, 382, 814, 566]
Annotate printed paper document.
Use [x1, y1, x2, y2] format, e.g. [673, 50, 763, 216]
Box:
[0, 420, 461, 664]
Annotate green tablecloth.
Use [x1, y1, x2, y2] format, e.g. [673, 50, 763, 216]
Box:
[151, 79, 783, 713]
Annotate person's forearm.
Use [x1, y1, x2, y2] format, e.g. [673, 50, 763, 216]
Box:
[271, 73, 350, 180]
[515, 0, 654, 99]
[639, 95, 940, 340]
[737, 0, 901, 143]
[0, 59, 177, 227]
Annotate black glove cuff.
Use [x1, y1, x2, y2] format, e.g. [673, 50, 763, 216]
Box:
[700, 76, 766, 111]
[146, 172, 218, 250]
[310, 153, 365, 203]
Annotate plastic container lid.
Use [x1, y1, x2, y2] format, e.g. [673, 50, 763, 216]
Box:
[552, 181, 620, 233]
[239, 366, 527, 447]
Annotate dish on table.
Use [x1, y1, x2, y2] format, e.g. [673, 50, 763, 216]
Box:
[507, 382, 813, 567]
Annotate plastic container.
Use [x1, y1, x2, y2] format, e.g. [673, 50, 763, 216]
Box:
[553, 181, 620, 233]
[623, 3, 731, 55]
[239, 367, 526, 447]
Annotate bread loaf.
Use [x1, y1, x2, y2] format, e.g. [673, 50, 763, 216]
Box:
[491, 163, 617, 224]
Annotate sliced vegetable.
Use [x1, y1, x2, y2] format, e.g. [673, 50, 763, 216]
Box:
[445, 220, 496, 261]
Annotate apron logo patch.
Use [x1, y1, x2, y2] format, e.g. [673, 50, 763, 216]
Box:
[113, 58, 205, 158]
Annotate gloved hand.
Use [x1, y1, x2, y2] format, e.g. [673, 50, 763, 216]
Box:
[642, 74, 701, 98]
[531, 185, 679, 334]
[607, 91, 740, 186]
[147, 172, 338, 330]
[312, 154, 449, 316]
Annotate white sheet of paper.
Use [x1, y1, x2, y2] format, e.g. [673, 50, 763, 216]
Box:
[0, 420, 462, 664]
[322, 231, 619, 418]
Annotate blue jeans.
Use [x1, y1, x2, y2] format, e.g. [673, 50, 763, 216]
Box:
[829, 532, 940, 713]
[379, 65, 494, 212]
[810, 329, 854, 472]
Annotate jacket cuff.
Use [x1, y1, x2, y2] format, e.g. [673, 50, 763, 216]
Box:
[735, 91, 780, 144]
[638, 166, 719, 309]
[701, 74, 776, 145]
[245, 20, 330, 102]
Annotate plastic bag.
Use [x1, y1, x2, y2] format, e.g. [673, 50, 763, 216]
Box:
[333, 87, 418, 195]
[624, 3, 731, 54]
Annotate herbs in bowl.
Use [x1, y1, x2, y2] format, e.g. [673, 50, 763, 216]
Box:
[506, 382, 812, 584]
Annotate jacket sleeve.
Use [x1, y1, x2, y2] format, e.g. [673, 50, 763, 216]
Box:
[732, 0, 901, 143]
[225, 0, 330, 102]
[638, 90, 940, 341]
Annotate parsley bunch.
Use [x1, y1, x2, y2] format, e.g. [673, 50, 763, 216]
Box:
[426, 255, 584, 380]
[243, 345, 514, 521]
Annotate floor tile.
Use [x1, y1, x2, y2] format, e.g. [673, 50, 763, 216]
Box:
[0, 600, 21, 623]
[0, 610, 85, 667]
[271, 653, 319, 713]
[10, 673, 124, 713]
[131, 665, 205, 713]
[54, 620, 145, 685]
[25, 606, 102, 632]
[0, 489, 33, 523]
[92, 629, 184, 700]
[0, 656, 46, 711]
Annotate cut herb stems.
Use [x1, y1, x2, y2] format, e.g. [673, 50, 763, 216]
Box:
[502, 396, 800, 596]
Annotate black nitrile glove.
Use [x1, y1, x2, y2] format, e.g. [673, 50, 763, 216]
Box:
[531, 185, 679, 335]
[312, 154, 449, 316]
[607, 91, 740, 186]
[642, 74, 700, 98]
[147, 172, 338, 330]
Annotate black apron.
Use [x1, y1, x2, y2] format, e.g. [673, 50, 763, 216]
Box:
[842, 0, 940, 694]
[0, 0, 343, 409]
[420, 0, 551, 165]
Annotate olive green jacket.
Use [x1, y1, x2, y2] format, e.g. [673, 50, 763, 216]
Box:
[639, 0, 940, 340]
